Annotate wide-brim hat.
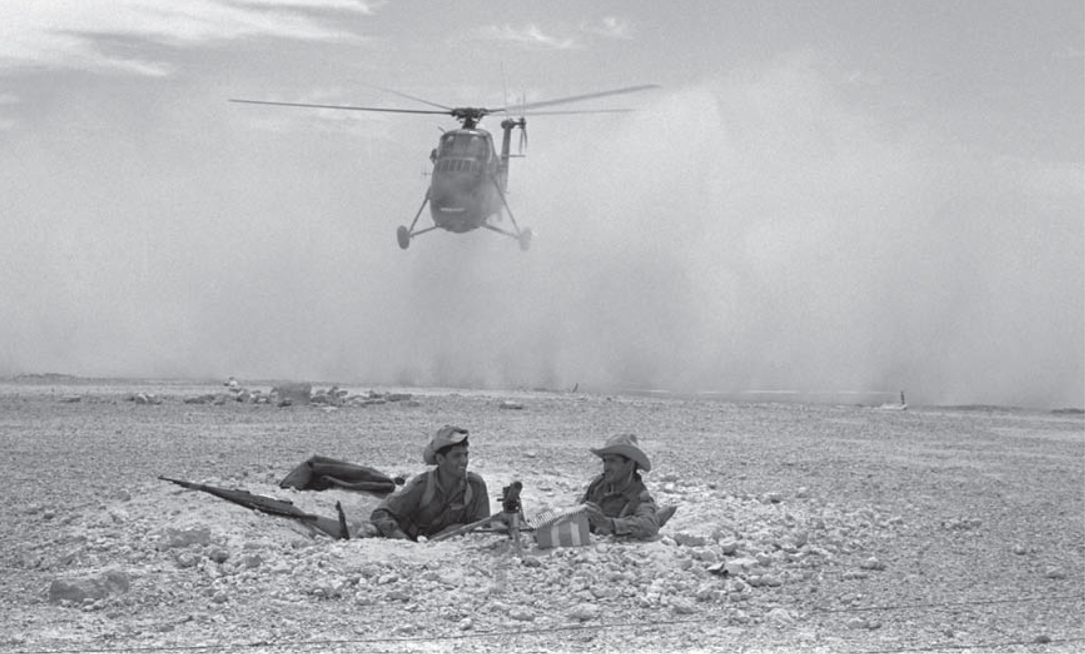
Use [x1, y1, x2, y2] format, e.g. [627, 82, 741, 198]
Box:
[590, 433, 651, 472]
[423, 425, 469, 465]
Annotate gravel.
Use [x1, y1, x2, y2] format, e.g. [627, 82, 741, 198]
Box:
[1, 379, 1082, 653]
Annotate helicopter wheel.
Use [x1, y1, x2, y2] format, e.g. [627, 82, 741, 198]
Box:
[518, 228, 533, 252]
[397, 226, 411, 250]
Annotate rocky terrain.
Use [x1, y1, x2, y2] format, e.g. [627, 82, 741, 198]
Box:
[1, 378, 1082, 653]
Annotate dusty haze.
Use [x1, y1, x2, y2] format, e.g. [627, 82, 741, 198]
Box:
[2, 63, 1082, 408]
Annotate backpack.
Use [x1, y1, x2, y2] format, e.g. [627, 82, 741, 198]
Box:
[279, 455, 402, 495]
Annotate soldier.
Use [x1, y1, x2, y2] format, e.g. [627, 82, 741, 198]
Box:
[367, 425, 490, 540]
[579, 433, 676, 540]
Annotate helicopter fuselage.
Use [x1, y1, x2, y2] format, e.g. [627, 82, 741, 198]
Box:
[427, 128, 506, 233]
[230, 83, 655, 251]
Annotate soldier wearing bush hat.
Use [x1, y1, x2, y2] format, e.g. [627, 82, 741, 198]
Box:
[368, 425, 490, 540]
[579, 433, 676, 540]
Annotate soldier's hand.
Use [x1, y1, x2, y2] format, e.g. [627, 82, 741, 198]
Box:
[583, 502, 612, 533]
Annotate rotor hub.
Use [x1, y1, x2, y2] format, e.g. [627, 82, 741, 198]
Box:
[451, 107, 489, 128]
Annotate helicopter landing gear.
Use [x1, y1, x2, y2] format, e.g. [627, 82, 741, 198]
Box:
[489, 174, 533, 253]
[396, 193, 431, 250]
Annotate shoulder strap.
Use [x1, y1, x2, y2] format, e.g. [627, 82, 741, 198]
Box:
[617, 479, 649, 518]
[419, 469, 437, 507]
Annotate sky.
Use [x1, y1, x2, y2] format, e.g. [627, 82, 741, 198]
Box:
[0, 0, 1082, 408]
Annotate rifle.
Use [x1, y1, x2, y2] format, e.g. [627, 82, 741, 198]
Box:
[159, 476, 349, 540]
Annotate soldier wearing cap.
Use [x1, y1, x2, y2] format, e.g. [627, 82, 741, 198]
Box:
[579, 433, 676, 540]
[368, 425, 490, 540]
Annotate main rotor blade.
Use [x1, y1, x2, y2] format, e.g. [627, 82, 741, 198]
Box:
[510, 85, 658, 113]
[363, 86, 454, 112]
[518, 109, 636, 116]
[229, 98, 450, 116]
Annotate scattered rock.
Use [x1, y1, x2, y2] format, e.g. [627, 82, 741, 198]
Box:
[174, 551, 200, 569]
[1044, 566, 1067, 579]
[271, 382, 312, 406]
[568, 603, 600, 621]
[207, 547, 230, 564]
[157, 527, 212, 551]
[718, 540, 739, 555]
[767, 607, 796, 626]
[724, 557, 760, 577]
[943, 517, 983, 530]
[673, 532, 707, 547]
[49, 570, 130, 604]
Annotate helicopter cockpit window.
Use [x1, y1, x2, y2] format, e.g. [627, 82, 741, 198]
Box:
[440, 133, 491, 160]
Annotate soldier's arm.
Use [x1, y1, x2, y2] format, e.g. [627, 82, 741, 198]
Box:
[468, 477, 491, 521]
[370, 478, 424, 538]
[610, 492, 660, 540]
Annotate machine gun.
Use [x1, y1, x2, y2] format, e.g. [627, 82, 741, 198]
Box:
[430, 481, 526, 557]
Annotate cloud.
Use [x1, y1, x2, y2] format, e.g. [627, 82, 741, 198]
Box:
[231, 0, 382, 11]
[0, 0, 376, 75]
[476, 18, 635, 50]
[475, 24, 582, 50]
[580, 16, 634, 40]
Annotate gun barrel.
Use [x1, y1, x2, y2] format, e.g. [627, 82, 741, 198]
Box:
[429, 514, 504, 542]
[159, 475, 200, 490]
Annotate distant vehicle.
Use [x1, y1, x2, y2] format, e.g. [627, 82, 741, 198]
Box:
[231, 84, 657, 251]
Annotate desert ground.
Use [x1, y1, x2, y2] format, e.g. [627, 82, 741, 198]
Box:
[1, 377, 1082, 654]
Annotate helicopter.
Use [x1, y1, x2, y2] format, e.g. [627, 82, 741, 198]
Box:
[230, 84, 657, 251]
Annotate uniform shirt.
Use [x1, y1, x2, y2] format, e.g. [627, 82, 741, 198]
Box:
[370, 469, 489, 540]
[579, 472, 660, 540]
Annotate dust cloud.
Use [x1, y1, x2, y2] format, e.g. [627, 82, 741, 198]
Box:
[2, 62, 1082, 409]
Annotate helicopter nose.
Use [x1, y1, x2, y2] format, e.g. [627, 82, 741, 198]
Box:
[431, 190, 466, 213]
[430, 177, 476, 212]
[429, 181, 478, 232]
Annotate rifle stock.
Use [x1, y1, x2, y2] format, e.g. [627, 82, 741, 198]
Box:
[159, 475, 349, 540]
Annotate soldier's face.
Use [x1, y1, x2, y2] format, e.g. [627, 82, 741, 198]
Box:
[436, 445, 469, 480]
[601, 454, 635, 484]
